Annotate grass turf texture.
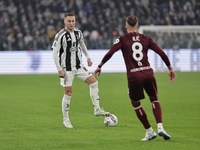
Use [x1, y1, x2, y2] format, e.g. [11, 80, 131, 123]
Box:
[0, 72, 199, 150]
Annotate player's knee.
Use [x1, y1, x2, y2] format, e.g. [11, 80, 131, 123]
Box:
[64, 88, 73, 96]
[85, 75, 97, 85]
[131, 100, 141, 108]
[65, 91, 72, 96]
[149, 96, 158, 102]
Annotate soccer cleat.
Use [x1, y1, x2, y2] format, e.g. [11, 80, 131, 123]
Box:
[94, 108, 110, 116]
[63, 119, 73, 128]
[141, 131, 157, 141]
[158, 129, 171, 140]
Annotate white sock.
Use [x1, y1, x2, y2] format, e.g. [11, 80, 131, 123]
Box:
[146, 127, 154, 133]
[89, 81, 100, 111]
[62, 94, 71, 121]
[157, 123, 164, 131]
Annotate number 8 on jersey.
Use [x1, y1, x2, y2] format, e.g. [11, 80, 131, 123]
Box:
[132, 42, 143, 66]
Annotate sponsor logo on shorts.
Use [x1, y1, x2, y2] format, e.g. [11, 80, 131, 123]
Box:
[83, 67, 88, 71]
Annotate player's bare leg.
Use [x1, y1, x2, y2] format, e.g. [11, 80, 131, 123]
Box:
[85, 75, 110, 116]
[62, 86, 73, 128]
[131, 100, 157, 141]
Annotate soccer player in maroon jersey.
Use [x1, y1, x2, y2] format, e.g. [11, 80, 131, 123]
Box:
[94, 15, 176, 141]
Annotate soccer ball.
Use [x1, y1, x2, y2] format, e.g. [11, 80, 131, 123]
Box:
[104, 114, 118, 127]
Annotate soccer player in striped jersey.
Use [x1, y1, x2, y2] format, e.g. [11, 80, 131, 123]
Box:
[52, 12, 109, 128]
[94, 15, 176, 141]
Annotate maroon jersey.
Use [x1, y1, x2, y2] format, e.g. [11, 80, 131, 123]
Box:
[101, 32, 170, 82]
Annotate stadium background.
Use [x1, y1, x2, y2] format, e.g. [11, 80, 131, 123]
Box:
[0, 1, 200, 150]
[1, 0, 200, 50]
[0, 0, 200, 74]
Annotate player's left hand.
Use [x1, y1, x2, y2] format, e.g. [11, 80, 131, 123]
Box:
[87, 58, 92, 66]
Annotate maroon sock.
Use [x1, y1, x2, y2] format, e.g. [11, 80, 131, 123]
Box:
[151, 100, 162, 123]
[131, 101, 151, 129]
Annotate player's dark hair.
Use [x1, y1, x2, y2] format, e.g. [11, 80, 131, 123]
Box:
[65, 12, 75, 18]
[126, 15, 138, 27]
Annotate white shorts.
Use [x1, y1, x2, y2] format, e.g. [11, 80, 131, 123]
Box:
[60, 67, 92, 87]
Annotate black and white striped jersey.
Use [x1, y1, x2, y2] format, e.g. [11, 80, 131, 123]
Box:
[52, 27, 90, 71]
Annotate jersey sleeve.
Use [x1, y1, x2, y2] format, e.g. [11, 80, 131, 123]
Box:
[79, 31, 90, 59]
[52, 34, 61, 50]
[52, 34, 62, 71]
[149, 37, 171, 67]
[101, 37, 123, 64]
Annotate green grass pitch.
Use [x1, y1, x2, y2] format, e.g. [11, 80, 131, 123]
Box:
[0, 72, 199, 150]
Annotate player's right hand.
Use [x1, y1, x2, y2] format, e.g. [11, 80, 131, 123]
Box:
[58, 70, 65, 78]
[94, 68, 101, 79]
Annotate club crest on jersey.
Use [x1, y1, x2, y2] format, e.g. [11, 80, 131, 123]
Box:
[53, 42, 56, 47]
[114, 38, 120, 44]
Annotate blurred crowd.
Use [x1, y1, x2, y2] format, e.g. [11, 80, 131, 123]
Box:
[0, 0, 200, 51]
[145, 31, 200, 50]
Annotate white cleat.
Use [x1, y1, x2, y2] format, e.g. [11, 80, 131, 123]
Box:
[158, 129, 171, 140]
[63, 119, 73, 128]
[141, 131, 157, 141]
[94, 108, 110, 116]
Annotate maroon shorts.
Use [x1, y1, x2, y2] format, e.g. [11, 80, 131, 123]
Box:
[128, 72, 158, 101]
